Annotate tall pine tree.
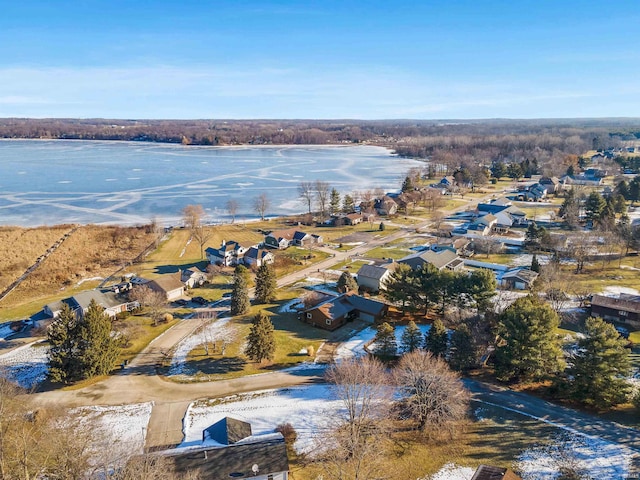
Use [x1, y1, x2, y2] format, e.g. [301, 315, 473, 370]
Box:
[244, 311, 276, 363]
[329, 188, 341, 215]
[231, 268, 250, 315]
[254, 263, 277, 304]
[425, 318, 448, 357]
[495, 295, 564, 382]
[48, 303, 80, 383]
[567, 317, 631, 409]
[448, 324, 476, 372]
[76, 300, 121, 379]
[400, 321, 422, 353]
[374, 322, 397, 357]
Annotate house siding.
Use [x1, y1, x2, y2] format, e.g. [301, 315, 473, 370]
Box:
[591, 304, 640, 327]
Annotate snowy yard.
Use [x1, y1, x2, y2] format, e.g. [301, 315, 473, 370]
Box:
[0, 341, 49, 388]
[168, 317, 237, 378]
[182, 383, 635, 480]
[69, 402, 153, 465]
[335, 324, 431, 359]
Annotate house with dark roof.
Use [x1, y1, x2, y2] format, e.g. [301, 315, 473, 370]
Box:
[356, 262, 397, 292]
[590, 293, 640, 327]
[264, 229, 322, 249]
[44, 290, 138, 319]
[500, 268, 539, 290]
[181, 267, 208, 288]
[300, 292, 388, 330]
[344, 212, 363, 225]
[430, 237, 471, 256]
[243, 247, 275, 268]
[471, 465, 522, 480]
[166, 417, 290, 480]
[398, 249, 464, 272]
[206, 240, 252, 266]
[374, 196, 398, 216]
[539, 176, 561, 194]
[147, 274, 186, 301]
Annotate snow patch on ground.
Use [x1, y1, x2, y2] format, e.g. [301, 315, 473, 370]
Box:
[70, 402, 153, 464]
[181, 384, 342, 454]
[168, 317, 236, 377]
[509, 254, 550, 267]
[0, 341, 49, 388]
[76, 276, 103, 286]
[335, 324, 431, 359]
[516, 433, 632, 480]
[0, 323, 16, 340]
[279, 298, 304, 313]
[423, 463, 475, 480]
[620, 265, 640, 272]
[602, 286, 639, 296]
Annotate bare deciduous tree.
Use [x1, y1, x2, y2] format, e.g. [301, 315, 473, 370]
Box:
[182, 204, 205, 230]
[253, 193, 270, 221]
[314, 180, 331, 220]
[129, 285, 167, 326]
[394, 350, 470, 439]
[298, 181, 314, 214]
[320, 357, 393, 480]
[225, 199, 239, 224]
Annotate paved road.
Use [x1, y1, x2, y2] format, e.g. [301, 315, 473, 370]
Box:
[466, 379, 640, 453]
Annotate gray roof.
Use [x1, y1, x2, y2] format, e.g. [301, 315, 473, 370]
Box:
[203, 417, 252, 445]
[67, 290, 124, 311]
[345, 293, 387, 316]
[148, 275, 185, 293]
[502, 268, 539, 283]
[399, 249, 460, 270]
[357, 263, 392, 281]
[244, 246, 273, 260]
[169, 436, 289, 480]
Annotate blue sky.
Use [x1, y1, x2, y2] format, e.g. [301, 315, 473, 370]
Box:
[1, 0, 639, 119]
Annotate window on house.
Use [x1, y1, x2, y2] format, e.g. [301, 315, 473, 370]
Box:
[619, 310, 629, 316]
[306, 313, 312, 319]
[326, 319, 332, 325]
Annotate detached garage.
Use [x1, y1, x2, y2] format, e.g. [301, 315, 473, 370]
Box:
[148, 275, 185, 301]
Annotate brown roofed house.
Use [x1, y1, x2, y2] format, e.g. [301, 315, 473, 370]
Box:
[147, 274, 185, 301]
[590, 293, 640, 328]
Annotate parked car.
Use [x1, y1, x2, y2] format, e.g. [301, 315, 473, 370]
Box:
[192, 296, 208, 305]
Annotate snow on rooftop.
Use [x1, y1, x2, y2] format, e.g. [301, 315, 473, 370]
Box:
[0, 340, 49, 388]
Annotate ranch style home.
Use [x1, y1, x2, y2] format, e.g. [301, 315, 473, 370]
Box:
[300, 292, 388, 331]
[44, 289, 138, 319]
[264, 228, 322, 249]
[147, 275, 186, 301]
[590, 293, 640, 328]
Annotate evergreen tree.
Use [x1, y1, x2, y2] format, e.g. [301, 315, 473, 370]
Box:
[507, 163, 523, 180]
[401, 176, 413, 193]
[424, 318, 448, 357]
[254, 263, 276, 304]
[235, 264, 251, 282]
[630, 176, 640, 204]
[467, 268, 497, 313]
[525, 222, 541, 247]
[616, 180, 630, 201]
[337, 271, 358, 293]
[230, 269, 250, 315]
[490, 162, 506, 180]
[244, 311, 276, 363]
[448, 324, 476, 372]
[400, 321, 423, 353]
[374, 322, 397, 357]
[342, 194, 355, 213]
[379, 222, 385, 231]
[47, 304, 80, 383]
[494, 295, 565, 382]
[383, 263, 418, 313]
[585, 191, 606, 223]
[566, 317, 631, 409]
[329, 188, 341, 215]
[75, 300, 121, 379]
[531, 254, 540, 273]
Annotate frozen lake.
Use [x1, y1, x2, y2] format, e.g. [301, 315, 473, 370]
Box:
[0, 140, 422, 226]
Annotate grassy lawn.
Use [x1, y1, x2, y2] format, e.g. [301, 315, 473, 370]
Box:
[329, 259, 370, 271]
[294, 402, 562, 480]
[273, 247, 332, 277]
[366, 243, 413, 260]
[562, 260, 640, 293]
[165, 290, 331, 382]
[116, 314, 180, 363]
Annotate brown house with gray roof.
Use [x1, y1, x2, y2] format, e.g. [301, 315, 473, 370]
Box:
[300, 292, 388, 330]
[590, 293, 640, 328]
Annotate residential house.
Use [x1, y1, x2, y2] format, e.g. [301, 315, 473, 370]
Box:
[300, 292, 388, 330]
[181, 267, 208, 288]
[500, 268, 539, 290]
[374, 196, 398, 216]
[560, 174, 603, 186]
[166, 417, 289, 480]
[44, 290, 138, 319]
[205, 240, 251, 266]
[264, 229, 322, 249]
[344, 213, 363, 225]
[471, 465, 522, 480]
[468, 214, 498, 235]
[356, 262, 397, 292]
[147, 275, 185, 301]
[398, 249, 464, 271]
[430, 237, 471, 256]
[590, 293, 640, 327]
[243, 246, 275, 268]
[539, 176, 561, 194]
[476, 201, 527, 227]
[439, 176, 456, 188]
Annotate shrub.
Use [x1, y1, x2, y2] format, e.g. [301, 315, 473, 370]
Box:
[275, 423, 298, 446]
[162, 313, 173, 323]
